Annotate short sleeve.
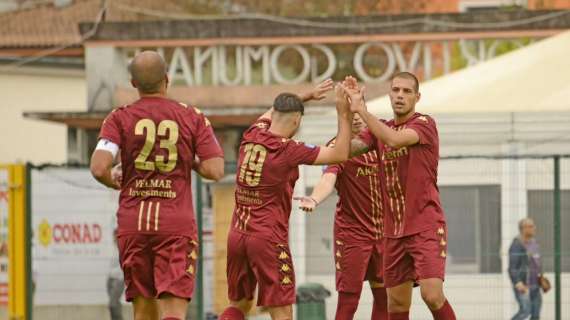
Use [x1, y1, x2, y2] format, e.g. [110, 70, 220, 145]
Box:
[406, 115, 438, 146]
[99, 110, 122, 146]
[357, 128, 377, 151]
[193, 112, 224, 161]
[323, 164, 342, 175]
[285, 140, 321, 166]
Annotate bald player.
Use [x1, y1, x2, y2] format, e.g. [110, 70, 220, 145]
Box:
[91, 51, 224, 320]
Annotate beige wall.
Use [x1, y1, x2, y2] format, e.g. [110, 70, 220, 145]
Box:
[0, 67, 86, 164]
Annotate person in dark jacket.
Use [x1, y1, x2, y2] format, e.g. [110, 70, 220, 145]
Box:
[509, 218, 542, 320]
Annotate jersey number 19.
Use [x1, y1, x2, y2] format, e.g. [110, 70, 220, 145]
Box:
[238, 143, 267, 187]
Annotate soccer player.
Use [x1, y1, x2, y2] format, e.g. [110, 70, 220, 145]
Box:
[296, 111, 388, 320]
[345, 73, 456, 320]
[90, 51, 224, 320]
[219, 81, 353, 320]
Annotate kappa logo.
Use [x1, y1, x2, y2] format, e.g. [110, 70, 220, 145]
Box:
[418, 116, 429, 122]
[186, 265, 195, 275]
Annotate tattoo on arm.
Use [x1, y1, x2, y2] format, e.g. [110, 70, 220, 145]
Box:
[350, 139, 369, 157]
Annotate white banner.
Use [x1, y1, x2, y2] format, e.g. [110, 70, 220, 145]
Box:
[32, 168, 118, 305]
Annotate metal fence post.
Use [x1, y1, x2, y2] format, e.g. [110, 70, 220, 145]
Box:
[553, 156, 561, 320]
[25, 164, 32, 320]
[196, 176, 204, 320]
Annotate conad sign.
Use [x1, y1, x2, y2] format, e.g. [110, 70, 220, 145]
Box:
[38, 220, 102, 247]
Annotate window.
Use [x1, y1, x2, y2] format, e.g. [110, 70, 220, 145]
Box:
[440, 185, 502, 273]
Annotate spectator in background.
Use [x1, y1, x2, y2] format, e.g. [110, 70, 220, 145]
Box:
[509, 218, 543, 320]
[107, 229, 124, 320]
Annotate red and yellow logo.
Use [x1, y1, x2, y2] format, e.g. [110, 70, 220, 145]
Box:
[38, 219, 102, 247]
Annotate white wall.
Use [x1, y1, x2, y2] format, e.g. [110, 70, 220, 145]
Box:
[0, 67, 86, 164]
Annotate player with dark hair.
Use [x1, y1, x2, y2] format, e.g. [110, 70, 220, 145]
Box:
[347, 72, 456, 320]
[296, 110, 387, 320]
[91, 51, 224, 320]
[219, 80, 354, 320]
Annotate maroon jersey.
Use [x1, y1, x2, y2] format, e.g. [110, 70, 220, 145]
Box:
[324, 150, 383, 243]
[359, 113, 445, 238]
[232, 118, 320, 243]
[99, 97, 223, 238]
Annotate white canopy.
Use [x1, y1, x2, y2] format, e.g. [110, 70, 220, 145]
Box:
[367, 30, 570, 114]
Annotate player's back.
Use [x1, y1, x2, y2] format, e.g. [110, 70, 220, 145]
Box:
[232, 118, 319, 243]
[100, 97, 218, 238]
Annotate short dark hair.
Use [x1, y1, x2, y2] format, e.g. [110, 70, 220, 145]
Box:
[273, 93, 305, 115]
[391, 71, 419, 92]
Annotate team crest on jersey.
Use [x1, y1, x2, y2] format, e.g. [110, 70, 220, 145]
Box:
[256, 122, 268, 129]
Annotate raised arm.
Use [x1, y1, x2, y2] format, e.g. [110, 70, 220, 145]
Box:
[312, 84, 353, 165]
[356, 105, 419, 149]
[299, 79, 334, 102]
[342, 76, 418, 149]
[295, 172, 337, 212]
[257, 107, 274, 121]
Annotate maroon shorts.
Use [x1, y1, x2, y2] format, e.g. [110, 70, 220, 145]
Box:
[226, 230, 295, 307]
[383, 225, 447, 288]
[334, 238, 384, 293]
[118, 234, 198, 302]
